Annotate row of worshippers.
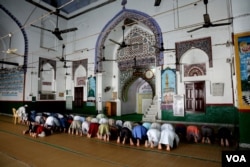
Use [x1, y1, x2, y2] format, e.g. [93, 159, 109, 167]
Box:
[18, 105, 233, 148]
[68, 113, 180, 151]
[22, 111, 70, 138]
[66, 114, 233, 150]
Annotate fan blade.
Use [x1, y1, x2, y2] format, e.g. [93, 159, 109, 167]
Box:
[127, 43, 143, 47]
[10, 52, 24, 57]
[103, 59, 116, 61]
[56, 56, 62, 60]
[56, 56, 72, 62]
[109, 39, 122, 46]
[64, 65, 71, 68]
[153, 43, 175, 52]
[0, 60, 19, 66]
[163, 48, 175, 51]
[19, 65, 35, 69]
[98, 56, 116, 62]
[6, 48, 17, 54]
[60, 27, 78, 34]
[53, 32, 63, 40]
[187, 26, 204, 33]
[211, 22, 231, 27]
[4, 49, 24, 57]
[64, 59, 72, 62]
[56, 56, 65, 61]
[30, 24, 53, 32]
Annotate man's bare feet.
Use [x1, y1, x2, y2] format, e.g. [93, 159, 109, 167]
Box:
[130, 139, 134, 146]
[225, 139, 229, 147]
[103, 135, 107, 141]
[136, 139, 140, 147]
[166, 145, 170, 151]
[150, 142, 154, 148]
[117, 137, 120, 143]
[23, 130, 27, 135]
[122, 138, 126, 145]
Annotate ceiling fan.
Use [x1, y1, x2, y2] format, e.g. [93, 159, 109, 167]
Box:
[56, 44, 72, 62]
[153, 42, 175, 52]
[2, 33, 20, 56]
[18, 65, 35, 70]
[62, 61, 71, 68]
[57, 61, 71, 69]
[30, 9, 78, 40]
[97, 46, 116, 63]
[187, 0, 232, 33]
[109, 25, 142, 49]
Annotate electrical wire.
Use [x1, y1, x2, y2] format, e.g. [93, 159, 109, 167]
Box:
[1, 0, 246, 70]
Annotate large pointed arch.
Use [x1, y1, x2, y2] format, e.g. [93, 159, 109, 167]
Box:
[95, 8, 163, 72]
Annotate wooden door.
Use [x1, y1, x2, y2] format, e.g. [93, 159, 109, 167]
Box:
[185, 81, 205, 112]
[74, 87, 83, 107]
[194, 82, 205, 112]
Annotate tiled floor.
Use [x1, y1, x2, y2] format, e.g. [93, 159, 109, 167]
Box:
[0, 115, 236, 167]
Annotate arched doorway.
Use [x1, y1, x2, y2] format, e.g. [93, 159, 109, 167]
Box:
[121, 77, 153, 115]
[95, 8, 163, 116]
[73, 65, 87, 107]
[180, 47, 209, 113]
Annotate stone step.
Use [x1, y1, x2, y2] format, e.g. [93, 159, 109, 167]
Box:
[144, 114, 156, 119]
[147, 107, 157, 111]
[143, 102, 158, 123]
[142, 117, 156, 122]
[146, 110, 157, 115]
[148, 105, 157, 109]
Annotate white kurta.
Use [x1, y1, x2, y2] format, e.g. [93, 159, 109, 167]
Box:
[16, 106, 27, 121]
[82, 121, 90, 134]
[150, 122, 161, 130]
[45, 116, 55, 127]
[73, 115, 85, 122]
[35, 115, 43, 124]
[147, 128, 161, 147]
[161, 123, 174, 131]
[159, 129, 180, 148]
[123, 121, 132, 131]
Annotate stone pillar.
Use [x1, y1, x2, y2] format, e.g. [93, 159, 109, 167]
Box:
[155, 66, 162, 120]
[96, 73, 103, 113]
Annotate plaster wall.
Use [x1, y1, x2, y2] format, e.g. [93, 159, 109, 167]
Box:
[0, 0, 249, 105]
